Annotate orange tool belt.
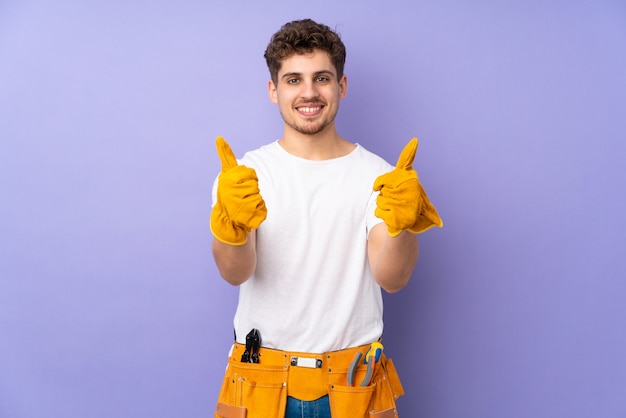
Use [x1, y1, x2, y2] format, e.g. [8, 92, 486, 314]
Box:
[215, 342, 404, 418]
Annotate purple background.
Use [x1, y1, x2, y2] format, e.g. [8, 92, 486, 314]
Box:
[1, 1, 625, 417]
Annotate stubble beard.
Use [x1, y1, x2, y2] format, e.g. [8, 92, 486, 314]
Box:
[281, 109, 338, 136]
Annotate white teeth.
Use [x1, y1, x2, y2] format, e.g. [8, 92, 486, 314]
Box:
[300, 106, 320, 113]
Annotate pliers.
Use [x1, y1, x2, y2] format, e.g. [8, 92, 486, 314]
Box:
[347, 342, 384, 387]
[241, 329, 261, 363]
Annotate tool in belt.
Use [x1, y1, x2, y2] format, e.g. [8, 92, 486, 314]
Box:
[347, 341, 384, 387]
[240, 329, 261, 363]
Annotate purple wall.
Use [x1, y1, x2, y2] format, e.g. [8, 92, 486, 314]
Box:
[1, 1, 625, 417]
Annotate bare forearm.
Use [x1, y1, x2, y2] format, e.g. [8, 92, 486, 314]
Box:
[212, 233, 257, 286]
[368, 225, 419, 293]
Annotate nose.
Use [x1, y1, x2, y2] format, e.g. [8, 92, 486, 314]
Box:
[300, 80, 319, 99]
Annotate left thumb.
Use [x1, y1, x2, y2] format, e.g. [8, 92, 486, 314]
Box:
[395, 138, 418, 170]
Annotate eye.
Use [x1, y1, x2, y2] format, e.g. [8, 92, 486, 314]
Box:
[315, 76, 329, 83]
[287, 78, 300, 84]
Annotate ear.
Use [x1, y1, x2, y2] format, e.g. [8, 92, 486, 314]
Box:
[339, 75, 348, 99]
[268, 80, 278, 104]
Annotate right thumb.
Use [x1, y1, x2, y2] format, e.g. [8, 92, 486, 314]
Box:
[216, 136, 238, 172]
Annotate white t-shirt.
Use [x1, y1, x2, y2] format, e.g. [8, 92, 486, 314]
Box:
[213, 141, 394, 353]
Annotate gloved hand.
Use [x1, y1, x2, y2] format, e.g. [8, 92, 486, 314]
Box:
[373, 138, 443, 236]
[210, 136, 267, 245]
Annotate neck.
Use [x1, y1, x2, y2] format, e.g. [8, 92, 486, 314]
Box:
[279, 126, 355, 160]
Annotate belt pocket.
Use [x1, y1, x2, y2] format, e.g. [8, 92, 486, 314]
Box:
[329, 383, 375, 418]
[328, 356, 403, 418]
[215, 358, 288, 418]
[369, 357, 403, 417]
[381, 358, 404, 400]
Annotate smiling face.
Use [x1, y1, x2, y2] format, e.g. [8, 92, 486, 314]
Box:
[268, 49, 347, 137]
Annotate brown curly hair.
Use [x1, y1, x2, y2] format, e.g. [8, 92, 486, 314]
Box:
[264, 19, 346, 84]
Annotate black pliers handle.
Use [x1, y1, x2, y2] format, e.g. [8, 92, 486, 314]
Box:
[241, 329, 261, 363]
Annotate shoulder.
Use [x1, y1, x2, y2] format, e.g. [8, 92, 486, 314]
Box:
[352, 144, 394, 173]
[239, 141, 282, 166]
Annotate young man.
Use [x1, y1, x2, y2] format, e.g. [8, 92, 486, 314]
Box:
[212, 19, 442, 418]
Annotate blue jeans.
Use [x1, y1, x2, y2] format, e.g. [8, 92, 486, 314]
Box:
[284, 395, 331, 418]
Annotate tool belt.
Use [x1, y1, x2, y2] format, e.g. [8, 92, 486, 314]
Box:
[215, 342, 404, 418]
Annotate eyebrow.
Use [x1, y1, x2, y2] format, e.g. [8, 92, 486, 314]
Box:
[280, 70, 336, 81]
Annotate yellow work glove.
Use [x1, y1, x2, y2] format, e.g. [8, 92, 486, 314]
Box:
[210, 136, 267, 245]
[373, 138, 443, 236]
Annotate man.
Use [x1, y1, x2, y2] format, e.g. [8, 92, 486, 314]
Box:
[212, 19, 442, 418]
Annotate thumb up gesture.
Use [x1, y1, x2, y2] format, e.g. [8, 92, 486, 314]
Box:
[373, 138, 443, 236]
[210, 136, 267, 245]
